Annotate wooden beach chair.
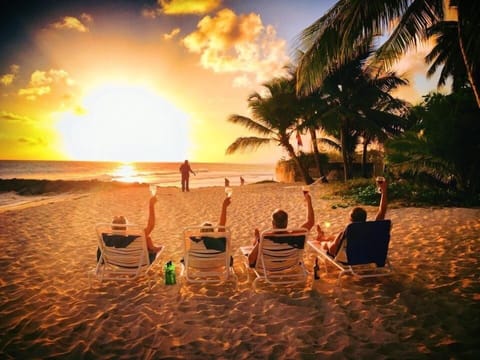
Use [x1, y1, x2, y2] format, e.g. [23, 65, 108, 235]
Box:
[240, 228, 309, 290]
[308, 220, 393, 285]
[180, 226, 237, 286]
[88, 223, 163, 289]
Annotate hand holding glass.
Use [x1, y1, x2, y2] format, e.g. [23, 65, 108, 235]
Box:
[149, 184, 157, 196]
[225, 187, 233, 198]
[375, 177, 385, 193]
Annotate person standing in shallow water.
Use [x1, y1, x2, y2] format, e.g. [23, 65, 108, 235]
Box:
[179, 160, 196, 192]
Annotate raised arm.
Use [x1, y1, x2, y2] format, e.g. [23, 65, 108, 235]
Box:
[375, 180, 388, 221]
[218, 196, 231, 227]
[144, 196, 157, 236]
[300, 192, 315, 231]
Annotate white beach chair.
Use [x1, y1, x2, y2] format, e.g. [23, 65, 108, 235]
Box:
[180, 225, 237, 286]
[88, 222, 163, 289]
[308, 220, 393, 285]
[240, 228, 309, 290]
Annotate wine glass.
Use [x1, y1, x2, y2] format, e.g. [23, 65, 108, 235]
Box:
[149, 184, 157, 197]
[375, 176, 385, 193]
[225, 187, 233, 198]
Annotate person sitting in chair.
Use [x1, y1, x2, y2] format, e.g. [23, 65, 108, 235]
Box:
[97, 196, 162, 264]
[248, 191, 315, 267]
[181, 196, 232, 264]
[315, 179, 388, 259]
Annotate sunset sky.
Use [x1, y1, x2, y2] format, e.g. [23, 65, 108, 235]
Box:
[0, 0, 441, 164]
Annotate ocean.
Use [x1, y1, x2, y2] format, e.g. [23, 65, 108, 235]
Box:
[0, 160, 276, 188]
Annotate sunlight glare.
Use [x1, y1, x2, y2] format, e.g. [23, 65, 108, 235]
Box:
[57, 82, 190, 162]
[111, 163, 142, 183]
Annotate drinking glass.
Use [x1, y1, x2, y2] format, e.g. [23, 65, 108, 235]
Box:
[149, 184, 157, 196]
[375, 176, 385, 193]
[225, 187, 233, 198]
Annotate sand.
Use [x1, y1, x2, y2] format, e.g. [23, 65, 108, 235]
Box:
[0, 182, 479, 359]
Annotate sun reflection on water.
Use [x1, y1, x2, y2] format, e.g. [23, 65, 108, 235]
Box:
[112, 163, 144, 183]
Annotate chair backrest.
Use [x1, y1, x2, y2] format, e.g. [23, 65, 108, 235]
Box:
[344, 220, 391, 266]
[258, 228, 308, 272]
[96, 223, 149, 269]
[183, 226, 231, 270]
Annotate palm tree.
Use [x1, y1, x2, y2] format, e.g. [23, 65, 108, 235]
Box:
[318, 50, 408, 180]
[386, 88, 480, 195]
[295, 86, 331, 179]
[226, 77, 314, 184]
[295, 0, 480, 108]
[425, 21, 468, 91]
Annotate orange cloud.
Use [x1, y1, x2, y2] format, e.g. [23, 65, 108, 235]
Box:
[0, 64, 20, 86]
[183, 9, 289, 86]
[18, 136, 47, 146]
[18, 69, 75, 101]
[50, 16, 91, 32]
[0, 111, 32, 123]
[160, 0, 221, 15]
[164, 27, 181, 40]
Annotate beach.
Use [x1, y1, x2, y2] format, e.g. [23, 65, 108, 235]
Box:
[0, 182, 479, 359]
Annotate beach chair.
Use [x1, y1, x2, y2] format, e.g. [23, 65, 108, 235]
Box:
[88, 223, 163, 289]
[240, 228, 309, 290]
[180, 226, 237, 286]
[308, 220, 393, 285]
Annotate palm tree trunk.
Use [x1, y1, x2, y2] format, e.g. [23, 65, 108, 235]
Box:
[457, 9, 480, 108]
[340, 125, 352, 181]
[361, 137, 369, 178]
[308, 127, 326, 178]
[285, 143, 314, 184]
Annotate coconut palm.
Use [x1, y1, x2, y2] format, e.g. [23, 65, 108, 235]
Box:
[386, 88, 480, 195]
[317, 50, 408, 180]
[425, 21, 468, 91]
[226, 77, 314, 184]
[296, 0, 480, 108]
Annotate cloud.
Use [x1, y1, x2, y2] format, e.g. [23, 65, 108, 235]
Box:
[0, 64, 20, 86]
[50, 15, 91, 32]
[143, 0, 221, 18]
[164, 27, 181, 40]
[18, 137, 47, 146]
[18, 69, 75, 101]
[183, 9, 289, 87]
[160, 0, 222, 15]
[0, 111, 32, 122]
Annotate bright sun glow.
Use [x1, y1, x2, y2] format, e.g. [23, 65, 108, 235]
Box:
[111, 163, 141, 183]
[56, 82, 190, 162]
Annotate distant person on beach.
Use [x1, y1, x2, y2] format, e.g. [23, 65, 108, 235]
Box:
[240, 177, 245, 186]
[179, 160, 196, 192]
[97, 196, 163, 264]
[224, 178, 230, 187]
[247, 190, 315, 267]
[315, 179, 388, 259]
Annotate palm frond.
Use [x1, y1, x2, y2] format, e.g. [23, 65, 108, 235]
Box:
[227, 115, 274, 137]
[375, 0, 443, 68]
[225, 137, 274, 155]
[295, 0, 413, 94]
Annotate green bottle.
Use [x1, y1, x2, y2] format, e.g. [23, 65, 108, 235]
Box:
[164, 260, 176, 285]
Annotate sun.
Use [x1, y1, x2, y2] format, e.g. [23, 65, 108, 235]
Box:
[56, 82, 190, 162]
